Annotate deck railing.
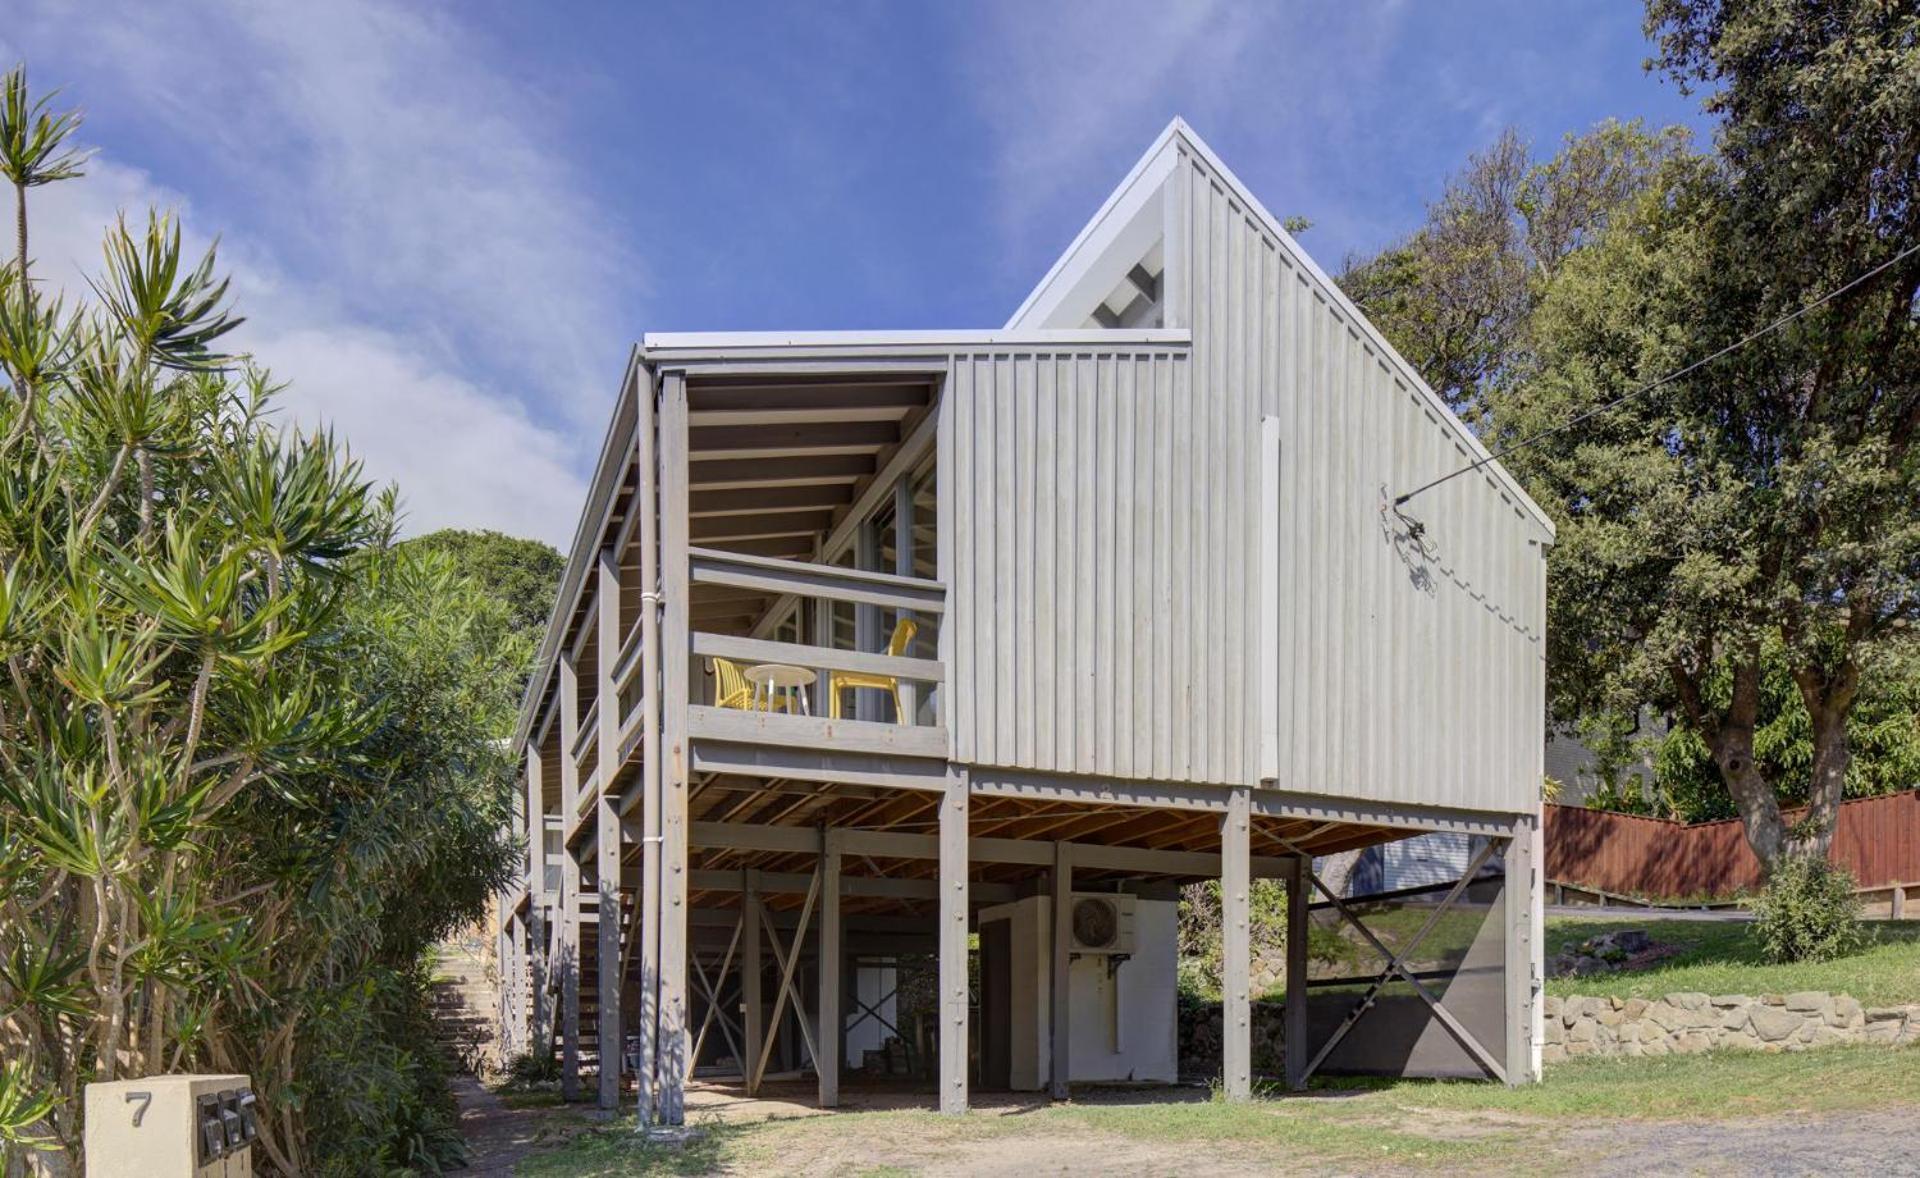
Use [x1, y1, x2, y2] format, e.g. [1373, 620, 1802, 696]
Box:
[686, 547, 947, 754]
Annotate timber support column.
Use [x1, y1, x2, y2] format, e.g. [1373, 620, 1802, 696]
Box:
[742, 870, 763, 1094]
[559, 655, 583, 1102]
[818, 829, 843, 1108]
[595, 550, 624, 1110]
[1284, 853, 1311, 1091]
[635, 373, 663, 1125]
[526, 748, 549, 1054]
[1504, 815, 1538, 1085]
[1048, 842, 1072, 1100]
[938, 771, 969, 1115]
[1221, 786, 1251, 1100]
[658, 370, 692, 1125]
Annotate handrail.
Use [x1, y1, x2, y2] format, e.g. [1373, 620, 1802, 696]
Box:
[613, 622, 645, 693]
[692, 631, 943, 684]
[689, 547, 946, 615]
[569, 699, 600, 764]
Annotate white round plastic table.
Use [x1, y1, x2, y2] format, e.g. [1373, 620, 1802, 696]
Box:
[743, 663, 815, 715]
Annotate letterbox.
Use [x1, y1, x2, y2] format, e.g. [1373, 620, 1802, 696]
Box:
[85, 1075, 256, 1178]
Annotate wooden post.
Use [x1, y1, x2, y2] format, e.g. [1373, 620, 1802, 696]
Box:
[938, 771, 969, 1115]
[595, 550, 624, 1111]
[854, 521, 881, 720]
[818, 829, 843, 1108]
[742, 870, 763, 1094]
[1893, 881, 1905, 921]
[526, 748, 549, 1054]
[497, 904, 515, 1057]
[1504, 817, 1537, 1085]
[1049, 842, 1073, 1100]
[1284, 853, 1310, 1091]
[559, 656, 582, 1101]
[1220, 787, 1251, 1100]
[658, 371, 692, 1125]
[636, 374, 663, 1124]
[893, 475, 917, 723]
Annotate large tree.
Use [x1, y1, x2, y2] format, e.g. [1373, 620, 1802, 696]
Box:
[1340, 120, 1689, 423]
[1493, 0, 1919, 869]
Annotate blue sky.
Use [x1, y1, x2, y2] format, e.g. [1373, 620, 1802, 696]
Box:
[7, 1, 1712, 545]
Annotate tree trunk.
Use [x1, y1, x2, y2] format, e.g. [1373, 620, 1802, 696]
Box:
[1705, 660, 1788, 873]
[1790, 661, 1859, 861]
[14, 180, 26, 288]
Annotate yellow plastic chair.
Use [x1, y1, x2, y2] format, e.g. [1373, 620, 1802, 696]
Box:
[710, 657, 792, 712]
[828, 618, 919, 723]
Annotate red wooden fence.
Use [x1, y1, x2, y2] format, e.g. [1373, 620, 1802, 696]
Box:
[1543, 790, 1920, 899]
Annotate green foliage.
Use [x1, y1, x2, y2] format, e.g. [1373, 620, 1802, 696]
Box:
[1339, 120, 1689, 421]
[402, 527, 563, 639]
[1750, 854, 1864, 965]
[0, 66, 520, 1175]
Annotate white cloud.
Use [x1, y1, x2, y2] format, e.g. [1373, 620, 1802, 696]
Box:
[7, 0, 635, 545]
[959, 0, 1413, 268]
[24, 154, 589, 544]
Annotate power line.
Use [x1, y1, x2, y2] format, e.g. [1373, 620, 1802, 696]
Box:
[1392, 239, 1920, 508]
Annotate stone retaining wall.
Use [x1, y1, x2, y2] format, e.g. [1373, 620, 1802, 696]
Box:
[1544, 991, 1920, 1063]
[1179, 991, 1920, 1075]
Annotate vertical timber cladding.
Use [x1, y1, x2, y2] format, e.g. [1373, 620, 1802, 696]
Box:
[946, 346, 1253, 783]
[1167, 143, 1552, 815]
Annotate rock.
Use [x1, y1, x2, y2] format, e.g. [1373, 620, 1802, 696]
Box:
[1710, 994, 1751, 1008]
[1542, 995, 1562, 1018]
[1613, 929, 1653, 953]
[1750, 1005, 1803, 1043]
[1623, 998, 1651, 1020]
[1720, 1007, 1752, 1032]
[1761, 994, 1785, 1006]
[1784, 991, 1830, 1014]
[1647, 1002, 1684, 1032]
[1567, 1018, 1596, 1043]
[1669, 991, 1710, 1012]
[1864, 1006, 1906, 1022]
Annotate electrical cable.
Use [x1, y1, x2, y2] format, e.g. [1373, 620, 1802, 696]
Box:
[1392, 239, 1920, 508]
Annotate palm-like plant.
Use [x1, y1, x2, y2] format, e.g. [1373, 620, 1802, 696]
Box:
[0, 65, 88, 286]
[0, 66, 519, 1176]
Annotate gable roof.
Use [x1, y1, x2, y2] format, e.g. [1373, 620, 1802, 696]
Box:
[1008, 119, 1555, 540]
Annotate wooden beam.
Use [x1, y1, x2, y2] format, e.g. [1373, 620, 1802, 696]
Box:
[559, 655, 582, 1102]
[1505, 814, 1537, 1085]
[688, 741, 956, 794]
[689, 380, 930, 416]
[658, 371, 691, 1125]
[687, 707, 948, 759]
[687, 820, 1295, 879]
[689, 452, 876, 489]
[691, 510, 836, 543]
[636, 372, 663, 1126]
[1049, 842, 1072, 1100]
[1284, 854, 1309, 1091]
[939, 771, 969, 1115]
[692, 484, 853, 517]
[819, 829, 842, 1108]
[595, 551, 624, 1111]
[742, 871, 763, 1096]
[691, 419, 898, 459]
[1221, 787, 1251, 1100]
[525, 748, 549, 1053]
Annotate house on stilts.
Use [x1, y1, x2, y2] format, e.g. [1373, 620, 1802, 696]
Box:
[494, 120, 1552, 1120]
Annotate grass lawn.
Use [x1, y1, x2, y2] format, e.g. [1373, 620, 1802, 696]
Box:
[510, 1045, 1920, 1175]
[1544, 917, 1920, 1006]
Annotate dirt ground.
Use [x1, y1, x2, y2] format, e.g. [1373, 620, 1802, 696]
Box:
[458, 1075, 1920, 1176]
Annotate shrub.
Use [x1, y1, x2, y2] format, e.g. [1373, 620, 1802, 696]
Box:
[1750, 854, 1863, 963]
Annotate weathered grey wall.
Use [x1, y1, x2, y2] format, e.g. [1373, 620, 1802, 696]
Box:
[1166, 141, 1550, 814]
[942, 346, 1250, 782]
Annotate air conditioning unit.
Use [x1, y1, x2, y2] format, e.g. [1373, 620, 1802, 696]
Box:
[1068, 892, 1135, 956]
